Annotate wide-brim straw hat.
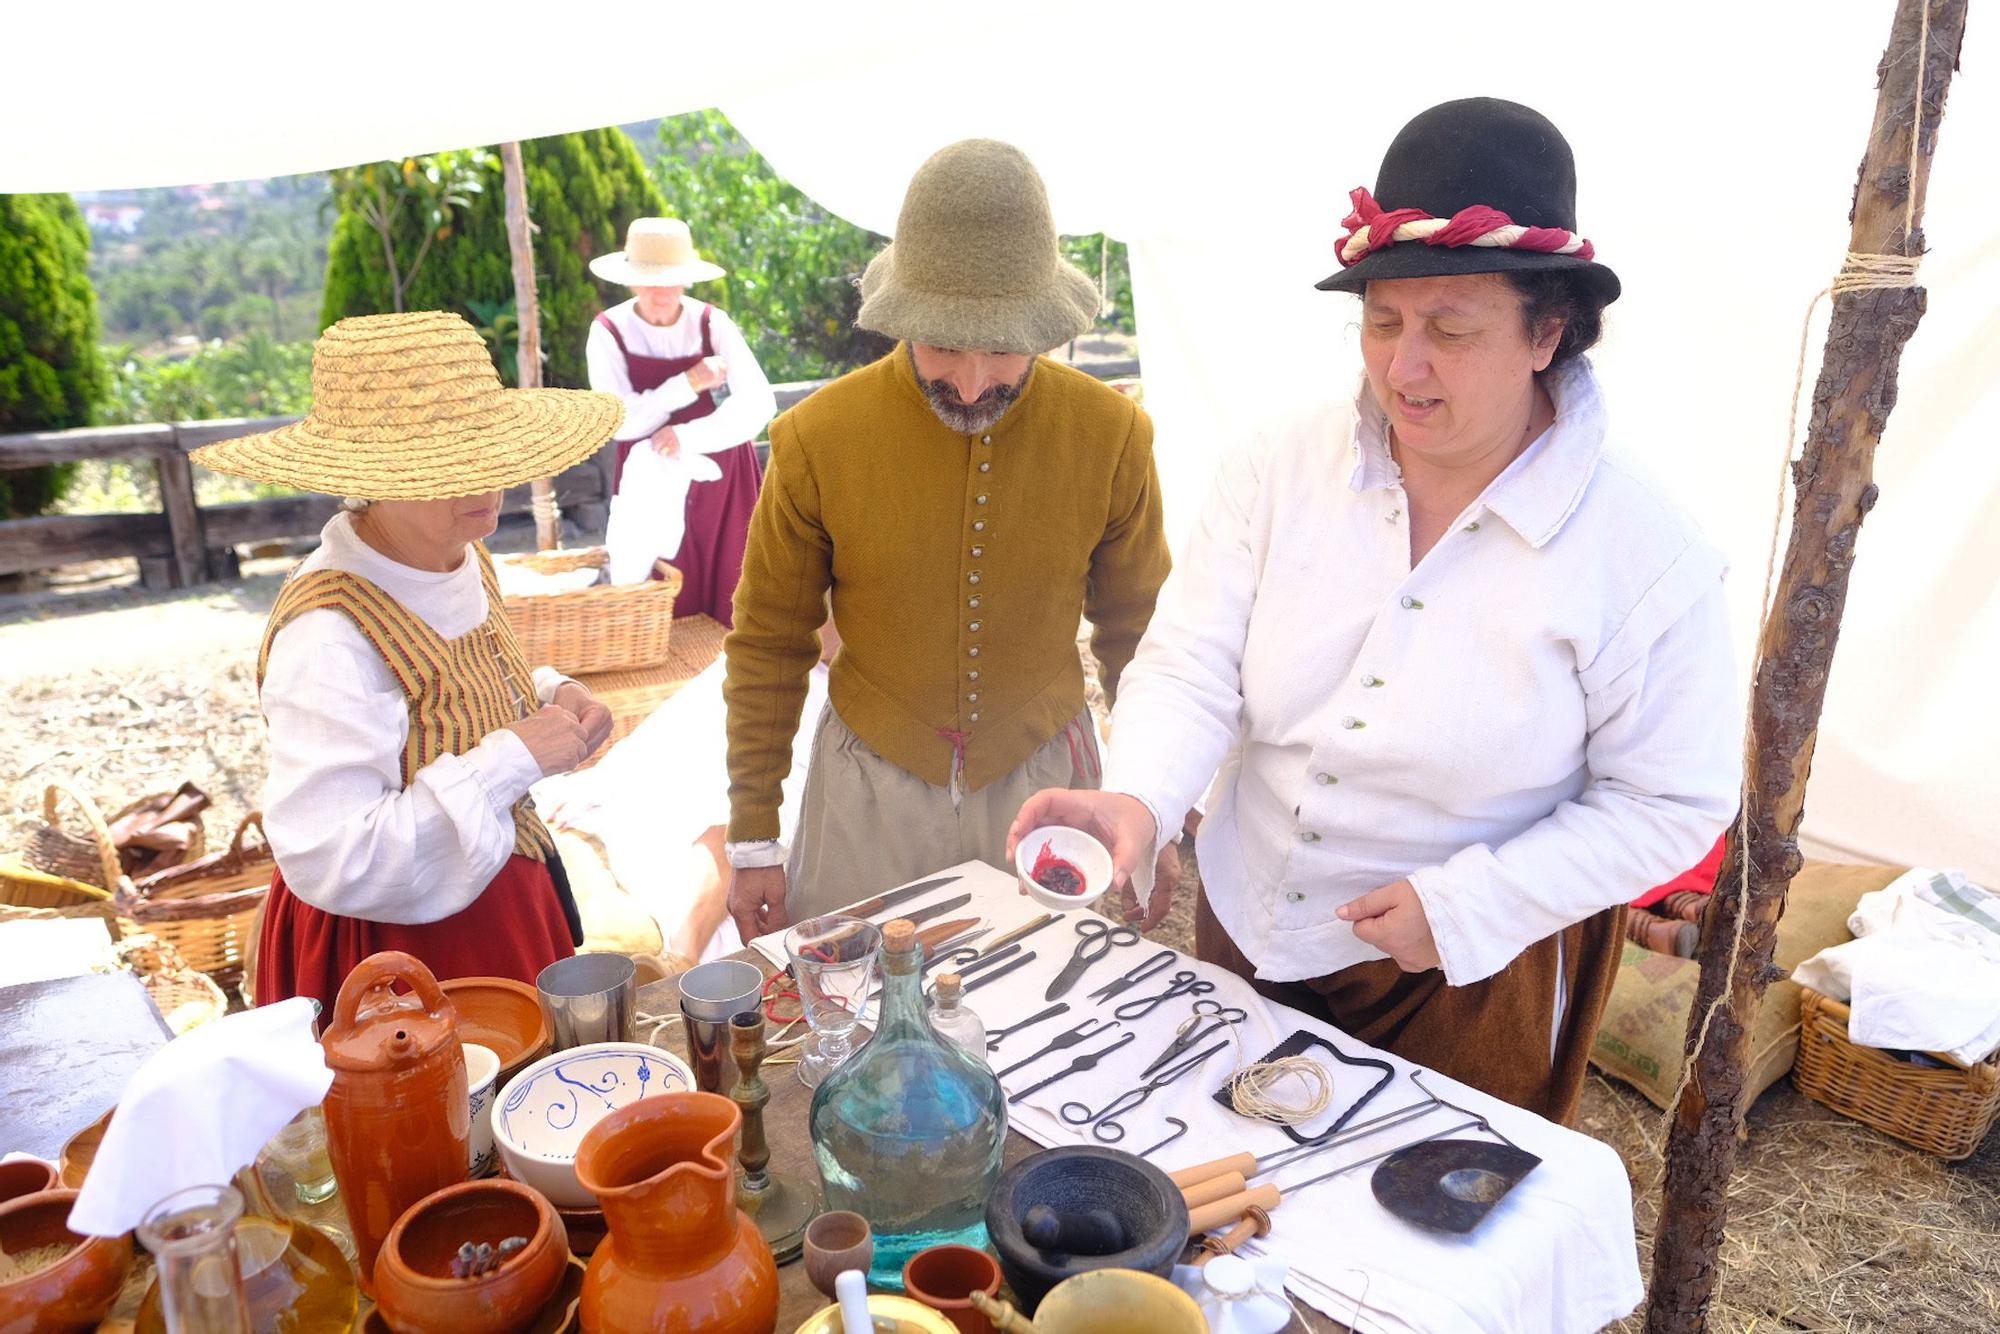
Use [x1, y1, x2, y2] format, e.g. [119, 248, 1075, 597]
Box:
[190, 311, 624, 501]
[1316, 97, 1620, 306]
[856, 139, 1099, 356]
[588, 217, 727, 287]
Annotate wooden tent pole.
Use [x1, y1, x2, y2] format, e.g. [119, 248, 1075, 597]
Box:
[1644, 1, 1969, 1328]
[500, 140, 560, 552]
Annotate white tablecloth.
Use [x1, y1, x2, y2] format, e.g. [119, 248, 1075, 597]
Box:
[755, 860, 1643, 1333]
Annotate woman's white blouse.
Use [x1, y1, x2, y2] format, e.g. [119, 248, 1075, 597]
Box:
[260, 514, 566, 925]
[584, 296, 777, 453]
[1102, 361, 1742, 986]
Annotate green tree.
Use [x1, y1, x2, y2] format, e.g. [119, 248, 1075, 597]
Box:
[0, 193, 107, 515]
[327, 151, 491, 313]
[322, 130, 665, 388]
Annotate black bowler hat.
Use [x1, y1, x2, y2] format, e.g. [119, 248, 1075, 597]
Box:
[1316, 97, 1620, 305]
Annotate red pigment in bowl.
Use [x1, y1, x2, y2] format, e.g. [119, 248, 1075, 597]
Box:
[1031, 842, 1086, 895]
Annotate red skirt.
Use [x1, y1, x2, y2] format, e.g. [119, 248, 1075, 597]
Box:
[254, 853, 577, 1014]
[667, 440, 762, 628]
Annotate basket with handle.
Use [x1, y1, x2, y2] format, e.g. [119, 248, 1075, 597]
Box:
[115, 811, 274, 990]
[1793, 986, 2000, 1160]
[497, 546, 682, 675]
[13, 781, 123, 902]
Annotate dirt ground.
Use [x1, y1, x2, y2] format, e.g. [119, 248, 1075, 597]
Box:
[5, 572, 1998, 1331]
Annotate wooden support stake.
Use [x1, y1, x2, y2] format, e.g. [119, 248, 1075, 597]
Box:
[1645, 2, 1968, 1329]
[155, 446, 207, 587]
[500, 139, 559, 552]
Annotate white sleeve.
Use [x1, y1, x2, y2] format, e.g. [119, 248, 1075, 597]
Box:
[1099, 438, 1263, 852]
[532, 666, 574, 705]
[1408, 557, 1742, 985]
[261, 611, 545, 925]
[586, 319, 699, 441]
[671, 310, 778, 456]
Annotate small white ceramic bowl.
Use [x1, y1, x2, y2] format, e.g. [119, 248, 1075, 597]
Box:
[1014, 825, 1114, 911]
[491, 1041, 694, 1208]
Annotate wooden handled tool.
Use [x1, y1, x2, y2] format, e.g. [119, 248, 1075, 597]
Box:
[1186, 1183, 1281, 1235]
[1178, 1171, 1249, 1211]
[1168, 1151, 1256, 1190]
[1195, 1205, 1273, 1267]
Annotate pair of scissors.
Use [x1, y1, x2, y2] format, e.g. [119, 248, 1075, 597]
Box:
[1141, 998, 1248, 1078]
[1083, 948, 1178, 1004]
[1112, 970, 1215, 1020]
[1042, 919, 1140, 1001]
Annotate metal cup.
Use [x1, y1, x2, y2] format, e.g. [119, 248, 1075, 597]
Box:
[678, 958, 766, 1096]
[536, 952, 636, 1051]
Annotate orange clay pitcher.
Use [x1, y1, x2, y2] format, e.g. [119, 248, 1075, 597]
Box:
[320, 950, 468, 1295]
[574, 1092, 778, 1334]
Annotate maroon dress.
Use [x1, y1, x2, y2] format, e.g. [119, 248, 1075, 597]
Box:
[595, 304, 763, 626]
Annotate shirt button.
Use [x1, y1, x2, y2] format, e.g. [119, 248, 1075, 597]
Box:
[1315, 772, 1338, 785]
[968, 670, 980, 681]
[969, 712, 981, 722]
[968, 595, 981, 609]
[1300, 832, 1322, 844]
[1400, 595, 1424, 610]
[1386, 508, 1402, 523]
[981, 435, 992, 445]
[968, 621, 982, 633]
[1286, 890, 1307, 903]
[1361, 674, 1383, 688]
[968, 572, 982, 585]
[1464, 520, 1481, 532]
[971, 545, 984, 557]
[979, 461, 991, 472]
[975, 494, 989, 505]
[973, 521, 986, 532]
[968, 646, 981, 658]
[968, 691, 980, 703]
[1341, 716, 1365, 730]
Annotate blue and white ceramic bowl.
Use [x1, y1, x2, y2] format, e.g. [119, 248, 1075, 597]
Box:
[491, 1041, 695, 1207]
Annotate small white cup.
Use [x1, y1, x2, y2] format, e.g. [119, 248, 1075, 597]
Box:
[1015, 825, 1114, 911]
[464, 1042, 501, 1177]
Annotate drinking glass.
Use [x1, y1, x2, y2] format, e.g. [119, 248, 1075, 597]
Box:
[783, 916, 883, 1088]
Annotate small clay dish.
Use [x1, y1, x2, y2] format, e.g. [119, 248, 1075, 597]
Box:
[57, 1107, 114, 1190]
[986, 1146, 1189, 1313]
[0, 1188, 134, 1330]
[0, 1159, 58, 1207]
[903, 1243, 1003, 1334]
[442, 977, 552, 1082]
[373, 1178, 569, 1334]
[363, 1255, 585, 1334]
[803, 1210, 873, 1298]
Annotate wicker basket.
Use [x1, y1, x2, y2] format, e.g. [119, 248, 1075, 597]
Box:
[499, 547, 682, 675]
[111, 934, 229, 1034]
[116, 812, 273, 990]
[1793, 987, 2000, 1160]
[17, 782, 123, 897]
[570, 614, 730, 769]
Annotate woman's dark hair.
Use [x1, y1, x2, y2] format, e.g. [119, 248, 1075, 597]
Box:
[1504, 269, 1607, 371]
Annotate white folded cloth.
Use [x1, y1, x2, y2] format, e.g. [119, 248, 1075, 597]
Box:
[604, 443, 721, 583]
[67, 998, 331, 1236]
[491, 561, 602, 598]
[1793, 868, 2000, 1064]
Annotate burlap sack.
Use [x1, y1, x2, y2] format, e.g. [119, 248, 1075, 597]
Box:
[1591, 861, 1907, 1109]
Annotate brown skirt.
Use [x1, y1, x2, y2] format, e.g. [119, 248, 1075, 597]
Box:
[1194, 890, 1624, 1123]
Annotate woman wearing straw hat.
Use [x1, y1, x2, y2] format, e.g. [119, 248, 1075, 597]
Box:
[587, 217, 777, 624]
[192, 311, 624, 1012]
[1013, 99, 1740, 1121]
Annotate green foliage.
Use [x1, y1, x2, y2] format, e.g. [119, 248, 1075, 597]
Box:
[327, 151, 493, 313]
[97, 333, 315, 425]
[322, 130, 666, 388]
[0, 193, 106, 516]
[1059, 233, 1135, 336]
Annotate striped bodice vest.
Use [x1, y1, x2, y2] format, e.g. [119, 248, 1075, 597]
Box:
[257, 542, 553, 862]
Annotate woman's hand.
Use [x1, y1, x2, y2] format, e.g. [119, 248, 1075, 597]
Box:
[504, 705, 592, 777]
[553, 682, 615, 757]
[650, 424, 680, 457]
[1008, 790, 1171, 927]
[729, 865, 789, 943]
[687, 356, 729, 393]
[1337, 879, 1442, 972]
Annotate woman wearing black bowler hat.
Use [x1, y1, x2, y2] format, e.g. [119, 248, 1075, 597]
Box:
[1013, 98, 1741, 1120]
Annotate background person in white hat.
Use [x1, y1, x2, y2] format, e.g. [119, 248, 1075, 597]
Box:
[587, 217, 777, 623]
[721, 138, 1173, 940]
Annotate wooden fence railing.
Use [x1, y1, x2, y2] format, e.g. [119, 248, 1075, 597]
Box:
[0, 358, 1140, 589]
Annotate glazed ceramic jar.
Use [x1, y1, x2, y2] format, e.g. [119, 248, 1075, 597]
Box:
[319, 951, 469, 1294]
[0, 1187, 134, 1333]
[373, 1179, 568, 1333]
[573, 1092, 778, 1334]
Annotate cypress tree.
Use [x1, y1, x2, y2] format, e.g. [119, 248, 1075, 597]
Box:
[0, 193, 107, 515]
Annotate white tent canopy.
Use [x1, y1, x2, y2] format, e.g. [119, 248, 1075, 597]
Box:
[8, 0, 1995, 882]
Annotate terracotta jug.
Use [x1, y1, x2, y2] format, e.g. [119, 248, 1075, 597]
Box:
[320, 951, 468, 1296]
[574, 1092, 779, 1334]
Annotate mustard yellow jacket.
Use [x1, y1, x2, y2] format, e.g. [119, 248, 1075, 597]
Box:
[723, 346, 1170, 841]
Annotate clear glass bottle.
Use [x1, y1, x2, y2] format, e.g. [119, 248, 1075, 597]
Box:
[137, 1184, 253, 1334]
[928, 973, 988, 1064]
[809, 920, 1006, 1290]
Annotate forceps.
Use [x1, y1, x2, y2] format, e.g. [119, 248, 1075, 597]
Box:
[1059, 1039, 1229, 1144]
[1141, 999, 1248, 1078]
[1112, 970, 1215, 1021]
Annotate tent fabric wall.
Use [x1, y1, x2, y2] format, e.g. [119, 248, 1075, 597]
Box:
[5, 1, 1993, 882]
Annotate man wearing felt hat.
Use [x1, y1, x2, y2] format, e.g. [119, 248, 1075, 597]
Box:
[721, 139, 1173, 940]
[1017, 99, 1740, 1121]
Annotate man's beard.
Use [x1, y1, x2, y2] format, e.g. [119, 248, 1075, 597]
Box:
[915, 362, 1030, 433]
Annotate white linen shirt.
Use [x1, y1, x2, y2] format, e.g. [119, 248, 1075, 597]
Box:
[1103, 359, 1741, 986]
[261, 514, 568, 925]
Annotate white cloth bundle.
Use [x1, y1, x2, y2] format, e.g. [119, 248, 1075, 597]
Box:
[603, 444, 722, 584]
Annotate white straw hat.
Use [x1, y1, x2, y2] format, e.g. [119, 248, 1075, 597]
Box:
[588, 218, 726, 287]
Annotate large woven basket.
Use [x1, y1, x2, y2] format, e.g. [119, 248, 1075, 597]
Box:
[1793, 987, 2000, 1160]
[116, 812, 273, 990]
[498, 546, 682, 675]
[15, 782, 123, 899]
[112, 934, 229, 1034]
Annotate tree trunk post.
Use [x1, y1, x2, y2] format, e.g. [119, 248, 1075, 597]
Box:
[1645, 1, 1968, 1329]
[501, 140, 560, 552]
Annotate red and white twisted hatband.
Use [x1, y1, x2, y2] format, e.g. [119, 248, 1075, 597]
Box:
[1335, 187, 1596, 268]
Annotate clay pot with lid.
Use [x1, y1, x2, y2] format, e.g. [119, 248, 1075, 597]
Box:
[574, 1092, 778, 1334]
[374, 1179, 569, 1333]
[0, 1187, 134, 1333]
[321, 950, 469, 1295]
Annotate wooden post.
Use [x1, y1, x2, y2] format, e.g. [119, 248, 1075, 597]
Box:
[155, 443, 207, 587]
[1645, 1, 1968, 1329]
[500, 140, 560, 552]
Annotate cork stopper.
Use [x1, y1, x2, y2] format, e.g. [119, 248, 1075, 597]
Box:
[936, 972, 964, 1005]
[883, 919, 918, 951]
